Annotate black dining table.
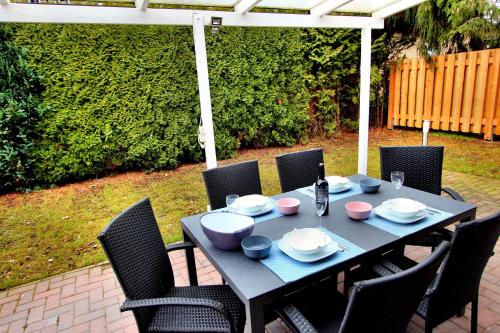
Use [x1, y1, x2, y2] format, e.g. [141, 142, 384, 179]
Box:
[180, 174, 476, 333]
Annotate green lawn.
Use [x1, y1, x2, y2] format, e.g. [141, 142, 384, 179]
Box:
[1, 128, 498, 290]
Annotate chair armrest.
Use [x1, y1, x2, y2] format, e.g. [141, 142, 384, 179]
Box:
[165, 241, 196, 253]
[121, 297, 233, 328]
[441, 187, 464, 202]
[276, 304, 319, 333]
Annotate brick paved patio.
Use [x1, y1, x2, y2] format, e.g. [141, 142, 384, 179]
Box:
[0, 171, 498, 333]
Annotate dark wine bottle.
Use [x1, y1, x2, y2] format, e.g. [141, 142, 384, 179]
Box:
[315, 163, 329, 216]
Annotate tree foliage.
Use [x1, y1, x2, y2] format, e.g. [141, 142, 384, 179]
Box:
[416, 0, 500, 58]
[11, 24, 308, 185]
[0, 25, 44, 191]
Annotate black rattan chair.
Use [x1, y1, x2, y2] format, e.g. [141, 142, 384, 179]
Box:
[380, 146, 463, 200]
[97, 198, 246, 333]
[347, 212, 500, 333]
[202, 160, 262, 210]
[275, 148, 324, 193]
[380, 146, 467, 248]
[275, 242, 450, 333]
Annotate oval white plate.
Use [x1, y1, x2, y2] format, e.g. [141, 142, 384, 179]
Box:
[234, 201, 274, 217]
[373, 205, 428, 224]
[282, 228, 332, 255]
[278, 238, 339, 262]
[329, 181, 353, 193]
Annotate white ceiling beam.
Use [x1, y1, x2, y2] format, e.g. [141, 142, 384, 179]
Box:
[0, 4, 385, 29]
[234, 0, 261, 14]
[372, 0, 426, 18]
[135, 0, 149, 11]
[0, 0, 10, 5]
[310, 0, 354, 16]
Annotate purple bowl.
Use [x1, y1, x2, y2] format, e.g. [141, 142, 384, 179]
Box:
[200, 212, 255, 250]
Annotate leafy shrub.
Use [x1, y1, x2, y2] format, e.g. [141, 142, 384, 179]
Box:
[12, 24, 308, 184]
[0, 26, 44, 191]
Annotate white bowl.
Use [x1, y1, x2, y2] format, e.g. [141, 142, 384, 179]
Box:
[236, 195, 269, 213]
[383, 198, 427, 219]
[326, 176, 350, 189]
[282, 228, 331, 255]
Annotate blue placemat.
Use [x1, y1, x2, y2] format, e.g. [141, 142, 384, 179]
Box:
[260, 228, 365, 283]
[295, 183, 363, 203]
[362, 207, 454, 237]
[214, 199, 283, 224]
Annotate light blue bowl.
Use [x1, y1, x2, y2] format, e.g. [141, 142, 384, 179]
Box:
[241, 235, 272, 259]
[359, 178, 382, 193]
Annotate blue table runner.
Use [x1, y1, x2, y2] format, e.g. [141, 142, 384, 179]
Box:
[260, 228, 365, 283]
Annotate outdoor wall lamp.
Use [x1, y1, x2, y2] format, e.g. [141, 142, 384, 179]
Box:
[211, 17, 222, 34]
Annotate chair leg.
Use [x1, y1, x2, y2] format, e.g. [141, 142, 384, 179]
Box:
[471, 295, 478, 333]
[343, 269, 351, 295]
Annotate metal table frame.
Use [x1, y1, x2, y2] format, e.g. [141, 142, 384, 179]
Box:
[181, 174, 476, 333]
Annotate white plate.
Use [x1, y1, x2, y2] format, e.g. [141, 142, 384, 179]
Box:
[282, 228, 332, 255]
[234, 201, 274, 217]
[306, 181, 353, 194]
[278, 238, 339, 263]
[329, 181, 352, 193]
[373, 205, 428, 224]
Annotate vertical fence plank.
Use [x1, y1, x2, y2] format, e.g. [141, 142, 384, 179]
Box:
[461, 51, 478, 132]
[400, 61, 410, 126]
[424, 63, 435, 122]
[388, 65, 396, 129]
[388, 48, 499, 138]
[415, 58, 426, 128]
[485, 50, 500, 139]
[432, 55, 446, 129]
[407, 59, 418, 127]
[495, 73, 500, 136]
[441, 54, 455, 130]
[393, 64, 402, 126]
[472, 50, 490, 133]
[451, 52, 466, 131]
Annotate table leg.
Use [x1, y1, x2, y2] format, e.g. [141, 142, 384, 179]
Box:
[183, 230, 198, 286]
[247, 301, 266, 333]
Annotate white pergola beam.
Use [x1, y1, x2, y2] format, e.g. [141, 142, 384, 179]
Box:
[310, 0, 354, 16]
[193, 14, 217, 170]
[372, 0, 425, 18]
[234, 0, 261, 14]
[357, 26, 371, 175]
[0, 4, 384, 29]
[135, 0, 149, 11]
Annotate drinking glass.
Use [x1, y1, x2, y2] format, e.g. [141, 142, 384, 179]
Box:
[391, 171, 404, 190]
[226, 194, 239, 212]
[315, 193, 328, 228]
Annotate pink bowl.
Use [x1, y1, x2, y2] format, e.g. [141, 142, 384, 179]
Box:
[277, 198, 301, 215]
[345, 201, 372, 220]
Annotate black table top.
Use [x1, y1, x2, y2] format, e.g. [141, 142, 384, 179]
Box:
[181, 174, 476, 305]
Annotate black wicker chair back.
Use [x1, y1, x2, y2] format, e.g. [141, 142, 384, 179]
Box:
[202, 160, 262, 210]
[425, 212, 500, 329]
[98, 198, 174, 332]
[380, 146, 443, 195]
[339, 242, 450, 333]
[275, 148, 324, 192]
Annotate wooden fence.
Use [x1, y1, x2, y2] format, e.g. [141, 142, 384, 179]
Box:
[388, 48, 500, 140]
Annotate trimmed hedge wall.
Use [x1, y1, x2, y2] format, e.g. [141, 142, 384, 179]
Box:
[12, 24, 309, 185]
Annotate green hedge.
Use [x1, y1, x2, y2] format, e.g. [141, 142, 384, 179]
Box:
[11, 24, 309, 185]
